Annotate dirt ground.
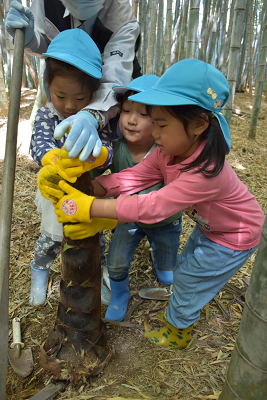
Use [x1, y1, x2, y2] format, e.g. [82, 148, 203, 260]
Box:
[0, 89, 266, 400]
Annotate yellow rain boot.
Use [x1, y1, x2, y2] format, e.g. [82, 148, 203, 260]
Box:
[144, 319, 193, 349]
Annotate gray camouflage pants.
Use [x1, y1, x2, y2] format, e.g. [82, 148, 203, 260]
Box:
[32, 233, 106, 270]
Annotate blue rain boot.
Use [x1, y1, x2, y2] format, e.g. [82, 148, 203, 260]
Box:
[105, 276, 129, 321]
[29, 262, 49, 306]
[154, 266, 173, 286]
[101, 266, 111, 306]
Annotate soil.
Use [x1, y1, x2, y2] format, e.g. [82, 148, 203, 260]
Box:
[0, 89, 266, 400]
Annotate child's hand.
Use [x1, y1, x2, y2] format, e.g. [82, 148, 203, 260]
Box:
[54, 181, 95, 223]
[63, 218, 118, 240]
[37, 165, 64, 205]
[55, 147, 108, 183]
[41, 148, 61, 167]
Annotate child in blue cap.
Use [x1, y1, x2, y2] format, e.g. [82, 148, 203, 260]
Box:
[42, 59, 264, 349]
[98, 75, 183, 320]
[29, 29, 113, 306]
[105, 75, 183, 321]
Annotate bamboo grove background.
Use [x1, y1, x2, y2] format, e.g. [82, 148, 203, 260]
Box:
[0, 0, 266, 137]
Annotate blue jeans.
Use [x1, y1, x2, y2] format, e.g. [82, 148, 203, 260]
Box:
[107, 217, 182, 280]
[167, 225, 258, 329]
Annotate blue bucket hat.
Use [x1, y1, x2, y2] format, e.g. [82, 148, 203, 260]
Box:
[113, 74, 159, 94]
[129, 59, 231, 153]
[42, 29, 102, 79]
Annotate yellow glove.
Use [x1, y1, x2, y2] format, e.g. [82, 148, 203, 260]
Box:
[37, 165, 64, 204]
[54, 180, 95, 223]
[63, 219, 118, 240]
[41, 148, 61, 167]
[55, 147, 108, 183]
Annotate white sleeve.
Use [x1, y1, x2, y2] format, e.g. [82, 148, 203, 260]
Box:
[101, 21, 140, 86]
[82, 20, 139, 122]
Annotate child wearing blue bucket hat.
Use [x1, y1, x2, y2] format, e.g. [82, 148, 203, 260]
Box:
[29, 29, 113, 306]
[41, 59, 264, 348]
[61, 74, 183, 321]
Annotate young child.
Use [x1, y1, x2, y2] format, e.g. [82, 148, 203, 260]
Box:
[43, 59, 264, 349]
[89, 74, 183, 321]
[29, 29, 113, 306]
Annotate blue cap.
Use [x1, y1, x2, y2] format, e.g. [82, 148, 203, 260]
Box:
[42, 29, 102, 79]
[129, 59, 231, 154]
[113, 74, 159, 94]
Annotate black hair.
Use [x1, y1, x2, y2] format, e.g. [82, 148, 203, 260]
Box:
[44, 58, 101, 102]
[147, 104, 226, 178]
[116, 89, 138, 109]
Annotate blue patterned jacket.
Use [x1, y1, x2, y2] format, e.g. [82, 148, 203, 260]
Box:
[30, 102, 113, 168]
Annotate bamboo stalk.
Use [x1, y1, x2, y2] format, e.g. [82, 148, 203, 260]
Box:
[219, 215, 267, 399]
[0, 27, 25, 400]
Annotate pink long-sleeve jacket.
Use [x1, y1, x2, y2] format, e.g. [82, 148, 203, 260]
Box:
[96, 142, 264, 251]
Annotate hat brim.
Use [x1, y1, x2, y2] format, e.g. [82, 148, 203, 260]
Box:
[128, 88, 200, 106]
[42, 52, 102, 79]
[112, 83, 144, 95]
[112, 86, 131, 95]
[113, 75, 159, 94]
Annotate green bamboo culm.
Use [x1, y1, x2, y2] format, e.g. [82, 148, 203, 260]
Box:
[219, 214, 267, 400]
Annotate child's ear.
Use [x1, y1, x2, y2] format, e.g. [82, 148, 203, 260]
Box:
[194, 114, 209, 135]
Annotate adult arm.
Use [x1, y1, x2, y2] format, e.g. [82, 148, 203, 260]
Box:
[87, 21, 140, 120]
[24, 0, 51, 56]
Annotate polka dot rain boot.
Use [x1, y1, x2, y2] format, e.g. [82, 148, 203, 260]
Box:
[144, 319, 193, 349]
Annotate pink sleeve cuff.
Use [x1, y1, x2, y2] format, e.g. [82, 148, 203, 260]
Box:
[95, 174, 121, 198]
[116, 194, 139, 223]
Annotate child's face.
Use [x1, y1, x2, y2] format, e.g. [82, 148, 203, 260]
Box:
[50, 75, 92, 118]
[150, 107, 201, 161]
[119, 99, 155, 147]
